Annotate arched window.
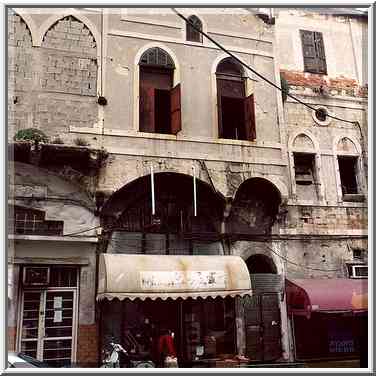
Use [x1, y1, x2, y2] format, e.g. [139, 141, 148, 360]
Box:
[139, 48, 181, 135]
[216, 58, 256, 141]
[186, 15, 203, 43]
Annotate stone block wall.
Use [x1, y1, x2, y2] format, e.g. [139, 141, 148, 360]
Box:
[286, 206, 367, 233]
[8, 12, 99, 141]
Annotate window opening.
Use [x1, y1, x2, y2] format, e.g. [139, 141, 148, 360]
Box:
[139, 48, 181, 135]
[216, 58, 255, 141]
[338, 156, 358, 195]
[315, 108, 327, 122]
[300, 30, 327, 74]
[294, 153, 315, 185]
[186, 15, 203, 43]
[9, 206, 64, 236]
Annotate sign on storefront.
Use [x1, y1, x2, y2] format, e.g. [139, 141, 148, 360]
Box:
[140, 271, 226, 290]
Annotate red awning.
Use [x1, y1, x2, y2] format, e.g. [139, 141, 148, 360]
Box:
[286, 279, 368, 318]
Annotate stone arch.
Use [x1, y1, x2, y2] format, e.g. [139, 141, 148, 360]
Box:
[333, 134, 361, 155]
[101, 171, 225, 218]
[246, 254, 278, 274]
[40, 15, 98, 96]
[288, 130, 319, 152]
[41, 15, 96, 53]
[8, 8, 35, 47]
[336, 137, 359, 155]
[37, 10, 100, 49]
[228, 177, 282, 235]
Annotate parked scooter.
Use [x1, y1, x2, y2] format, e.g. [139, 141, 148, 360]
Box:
[101, 342, 155, 368]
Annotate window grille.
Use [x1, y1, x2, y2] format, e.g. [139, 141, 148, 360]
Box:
[139, 47, 175, 68]
[9, 206, 64, 236]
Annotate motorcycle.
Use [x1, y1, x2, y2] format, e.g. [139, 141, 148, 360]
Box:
[101, 341, 155, 368]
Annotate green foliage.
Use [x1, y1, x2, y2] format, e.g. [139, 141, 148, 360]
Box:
[14, 128, 49, 144]
[280, 75, 290, 103]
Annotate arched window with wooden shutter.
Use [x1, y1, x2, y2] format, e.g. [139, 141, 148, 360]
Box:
[139, 48, 181, 135]
[216, 57, 256, 141]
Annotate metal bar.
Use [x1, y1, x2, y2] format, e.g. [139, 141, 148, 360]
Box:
[192, 166, 197, 217]
[150, 164, 155, 215]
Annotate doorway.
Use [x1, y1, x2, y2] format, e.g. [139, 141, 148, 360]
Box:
[18, 289, 77, 367]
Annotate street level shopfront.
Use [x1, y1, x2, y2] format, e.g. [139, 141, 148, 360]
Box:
[286, 279, 368, 364]
[97, 254, 252, 367]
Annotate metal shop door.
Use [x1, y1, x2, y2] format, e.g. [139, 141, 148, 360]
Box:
[19, 289, 77, 367]
[244, 293, 282, 362]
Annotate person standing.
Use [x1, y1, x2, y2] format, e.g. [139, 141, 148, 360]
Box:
[157, 329, 177, 367]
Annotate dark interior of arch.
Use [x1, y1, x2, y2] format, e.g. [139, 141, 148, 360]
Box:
[227, 178, 281, 235]
[101, 172, 224, 236]
[246, 254, 277, 274]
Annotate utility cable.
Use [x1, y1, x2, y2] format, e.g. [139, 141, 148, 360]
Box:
[171, 8, 360, 126]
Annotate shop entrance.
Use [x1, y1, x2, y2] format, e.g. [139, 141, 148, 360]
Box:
[100, 297, 236, 367]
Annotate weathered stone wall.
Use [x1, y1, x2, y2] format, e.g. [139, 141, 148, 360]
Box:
[8, 11, 99, 142]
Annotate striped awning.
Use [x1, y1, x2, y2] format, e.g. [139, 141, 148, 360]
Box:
[97, 254, 252, 301]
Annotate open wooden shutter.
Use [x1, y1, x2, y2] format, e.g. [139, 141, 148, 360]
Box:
[314, 32, 327, 74]
[140, 86, 155, 132]
[170, 84, 181, 135]
[301, 30, 327, 74]
[244, 94, 256, 141]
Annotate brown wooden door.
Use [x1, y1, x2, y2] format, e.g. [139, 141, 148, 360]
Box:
[244, 293, 282, 362]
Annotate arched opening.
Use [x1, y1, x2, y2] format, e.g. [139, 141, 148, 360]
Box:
[228, 178, 281, 236]
[186, 15, 203, 43]
[139, 48, 181, 135]
[101, 172, 225, 255]
[216, 57, 255, 141]
[246, 254, 277, 274]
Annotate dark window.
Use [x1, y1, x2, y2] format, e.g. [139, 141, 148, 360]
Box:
[338, 156, 358, 194]
[139, 48, 181, 135]
[300, 30, 327, 74]
[294, 153, 315, 185]
[216, 58, 255, 141]
[9, 206, 64, 236]
[186, 15, 203, 43]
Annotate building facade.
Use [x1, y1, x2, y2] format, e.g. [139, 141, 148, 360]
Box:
[7, 7, 368, 367]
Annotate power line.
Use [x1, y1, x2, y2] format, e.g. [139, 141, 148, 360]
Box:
[171, 8, 359, 126]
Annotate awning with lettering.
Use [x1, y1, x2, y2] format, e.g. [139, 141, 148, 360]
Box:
[97, 254, 252, 301]
[286, 279, 368, 319]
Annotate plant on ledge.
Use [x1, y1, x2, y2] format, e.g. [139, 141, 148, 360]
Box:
[14, 128, 49, 149]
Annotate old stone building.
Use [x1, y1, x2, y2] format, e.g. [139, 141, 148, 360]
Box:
[7, 7, 368, 368]
[274, 8, 368, 364]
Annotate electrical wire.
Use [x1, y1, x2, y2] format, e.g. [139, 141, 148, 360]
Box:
[171, 8, 360, 126]
[62, 225, 102, 237]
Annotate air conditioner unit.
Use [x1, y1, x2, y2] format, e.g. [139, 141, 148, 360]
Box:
[348, 264, 368, 279]
[23, 266, 50, 286]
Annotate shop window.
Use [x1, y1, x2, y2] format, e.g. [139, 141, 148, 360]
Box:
[139, 48, 181, 135]
[300, 30, 327, 75]
[216, 58, 255, 141]
[9, 205, 64, 236]
[186, 15, 203, 43]
[338, 156, 359, 195]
